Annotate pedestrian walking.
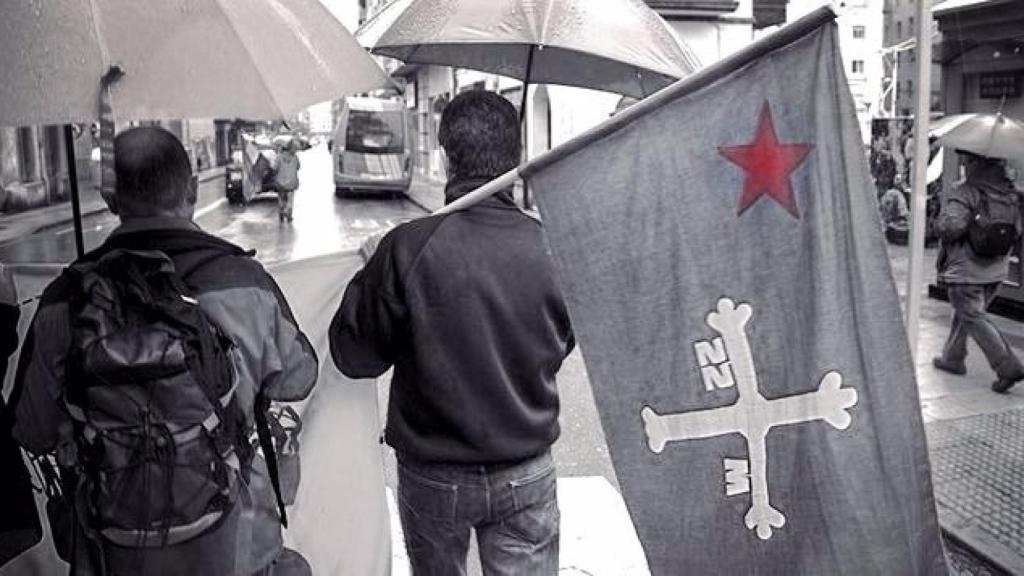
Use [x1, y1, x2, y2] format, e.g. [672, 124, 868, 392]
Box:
[9, 127, 318, 575]
[330, 91, 574, 575]
[273, 140, 301, 222]
[933, 150, 1024, 393]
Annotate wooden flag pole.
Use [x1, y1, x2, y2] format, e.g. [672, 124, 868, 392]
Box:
[904, 0, 933, 358]
[434, 6, 838, 217]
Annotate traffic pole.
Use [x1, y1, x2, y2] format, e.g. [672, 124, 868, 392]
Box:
[904, 0, 933, 358]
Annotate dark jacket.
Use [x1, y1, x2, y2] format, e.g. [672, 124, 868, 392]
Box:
[0, 301, 40, 568]
[936, 171, 1020, 285]
[330, 180, 574, 464]
[10, 218, 318, 574]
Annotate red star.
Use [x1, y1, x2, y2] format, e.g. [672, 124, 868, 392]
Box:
[718, 103, 812, 218]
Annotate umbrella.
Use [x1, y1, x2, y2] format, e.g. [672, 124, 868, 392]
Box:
[359, 0, 700, 100]
[936, 112, 1024, 161]
[1, 0, 391, 255]
[1, 0, 390, 125]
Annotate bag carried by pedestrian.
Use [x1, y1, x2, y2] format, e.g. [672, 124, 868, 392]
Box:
[273, 153, 300, 192]
[48, 249, 290, 574]
[968, 185, 1021, 257]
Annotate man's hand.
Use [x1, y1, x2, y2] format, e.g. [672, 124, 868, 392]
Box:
[0, 264, 18, 307]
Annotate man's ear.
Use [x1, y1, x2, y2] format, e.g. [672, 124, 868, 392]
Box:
[101, 189, 119, 215]
[187, 175, 198, 206]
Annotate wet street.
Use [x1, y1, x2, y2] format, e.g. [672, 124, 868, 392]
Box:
[0, 144, 426, 267]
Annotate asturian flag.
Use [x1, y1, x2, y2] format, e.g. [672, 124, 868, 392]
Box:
[523, 9, 947, 574]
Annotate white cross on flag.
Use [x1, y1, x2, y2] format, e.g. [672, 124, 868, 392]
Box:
[522, 10, 947, 574]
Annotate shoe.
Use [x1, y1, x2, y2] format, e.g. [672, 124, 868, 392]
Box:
[932, 357, 966, 376]
[992, 378, 1019, 394]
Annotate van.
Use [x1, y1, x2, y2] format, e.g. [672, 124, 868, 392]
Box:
[332, 97, 412, 197]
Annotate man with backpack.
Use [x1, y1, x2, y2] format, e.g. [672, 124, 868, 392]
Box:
[10, 126, 318, 575]
[933, 150, 1024, 393]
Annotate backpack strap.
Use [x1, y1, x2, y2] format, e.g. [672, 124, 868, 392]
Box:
[254, 393, 288, 528]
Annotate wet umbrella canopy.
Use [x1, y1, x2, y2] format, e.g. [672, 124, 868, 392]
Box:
[937, 112, 1024, 162]
[0, 0, 390, 126]
[363, 0, 700, 99]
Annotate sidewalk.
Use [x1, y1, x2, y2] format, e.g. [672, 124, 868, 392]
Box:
[889, 243, 1024, 574]
[0, 167, 226, 247]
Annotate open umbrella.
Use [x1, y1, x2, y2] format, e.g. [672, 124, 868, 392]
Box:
[1, 0, 391, 255]
[936, 112, 1024, 161]
[359, 0, 700, 100]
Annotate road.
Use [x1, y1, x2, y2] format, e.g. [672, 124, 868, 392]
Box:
[0, 145, 425, 267]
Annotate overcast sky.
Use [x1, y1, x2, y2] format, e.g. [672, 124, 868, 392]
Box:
[317, 0, 360, 32]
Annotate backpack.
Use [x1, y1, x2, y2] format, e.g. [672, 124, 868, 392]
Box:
[967, 185, 1021, 257]
[60, 249, 288, 572]
[274, 154, 300, 192]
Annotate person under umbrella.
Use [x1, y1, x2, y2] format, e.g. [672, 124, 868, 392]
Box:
[932, 149, 1024, 393]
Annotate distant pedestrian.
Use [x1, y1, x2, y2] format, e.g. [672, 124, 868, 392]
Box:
[933, 150, 1024, 393]
[330, 90, 574, 575]
[273, 139, 301, 222]
[10, 127, 318, 575]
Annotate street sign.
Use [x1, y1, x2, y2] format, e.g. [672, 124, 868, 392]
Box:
[979, 71, 1022, 99]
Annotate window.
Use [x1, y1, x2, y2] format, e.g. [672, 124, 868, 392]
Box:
[909, 17, 915, 32]
[852, 60, 865, 74]
[853, 26, 866, 39]
[897, 21, 902, 37]
[346, 109, 405, 153]
[16, 127, 36, 183]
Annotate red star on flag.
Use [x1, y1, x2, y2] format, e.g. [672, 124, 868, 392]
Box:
[719, 102, 812, 218]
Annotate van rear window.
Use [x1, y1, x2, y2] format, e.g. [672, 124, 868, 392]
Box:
[346, 110, 405, 153]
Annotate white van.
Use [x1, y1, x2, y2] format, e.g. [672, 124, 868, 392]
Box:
[331, 97, 412, 197]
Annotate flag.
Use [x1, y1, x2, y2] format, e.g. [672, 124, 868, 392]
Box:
[524, 12, 947, 574]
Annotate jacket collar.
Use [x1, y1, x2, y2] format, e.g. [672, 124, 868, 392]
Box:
[110, 216, 200, 237]
[444, 177, 517, 208]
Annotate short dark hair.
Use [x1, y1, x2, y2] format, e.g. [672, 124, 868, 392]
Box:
[438, 91, 521, 180]
[114, 127, 192, 215]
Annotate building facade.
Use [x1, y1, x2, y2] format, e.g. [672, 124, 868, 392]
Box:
[882, 0, 943, 117]
[786, 0, 885, 142]
[934, 0, 1024, 171]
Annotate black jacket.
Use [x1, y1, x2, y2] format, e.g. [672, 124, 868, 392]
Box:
[331, 181, 574, 464]
[0, 301, 41, 568]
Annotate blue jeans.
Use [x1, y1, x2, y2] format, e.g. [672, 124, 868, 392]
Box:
[941, 283, 1024, 380]
[397, 450, 559, 576]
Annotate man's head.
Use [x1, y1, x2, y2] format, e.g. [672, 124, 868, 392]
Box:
[110, 127, 196, 219]
[438, 90, 521, 181]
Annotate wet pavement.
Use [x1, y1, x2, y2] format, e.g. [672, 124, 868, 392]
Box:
[0, 145, 425, 268]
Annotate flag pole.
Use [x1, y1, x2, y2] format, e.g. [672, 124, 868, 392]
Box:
[435, 6, 838, 216]
[904, 0, 933, 357]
